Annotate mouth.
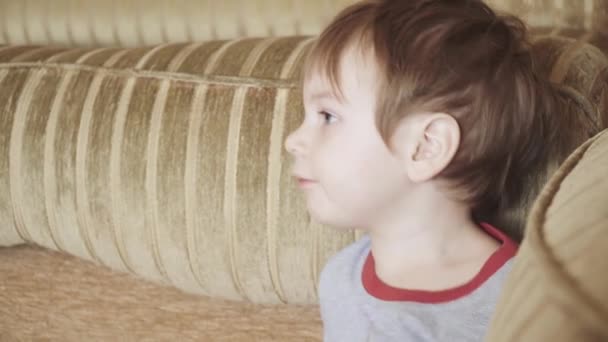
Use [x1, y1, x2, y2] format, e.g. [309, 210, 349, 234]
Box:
[294, 176, 317, 189]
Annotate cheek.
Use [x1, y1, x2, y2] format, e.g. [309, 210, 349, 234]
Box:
[312, 131, 400, 210]
[311, 131, 362, 187]
[301, 118, 408, 227]
[318, 126, 393, 181]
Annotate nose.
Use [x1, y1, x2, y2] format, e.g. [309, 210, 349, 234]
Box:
[285, 124, 308, 157]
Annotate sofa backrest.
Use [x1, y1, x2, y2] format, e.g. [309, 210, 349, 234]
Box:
[0, 0, 607, 47]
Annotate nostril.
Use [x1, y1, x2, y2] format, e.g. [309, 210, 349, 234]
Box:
[285, 124, 309, 156]
[285, 129, 300, 155]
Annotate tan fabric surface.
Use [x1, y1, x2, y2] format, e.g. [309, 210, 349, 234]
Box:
[530, 35, 608, 128]
[0, 37, 357, 305]
[0, 36, 607, 305]
[486, 129, 608, 341]
[0, 245, 322, 341]
[0, 0, 606, 46]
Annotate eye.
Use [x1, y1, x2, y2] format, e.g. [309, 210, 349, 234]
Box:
[319, 111, 338, 125]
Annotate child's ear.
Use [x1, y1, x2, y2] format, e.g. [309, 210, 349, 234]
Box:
[393, 113, 460, 183]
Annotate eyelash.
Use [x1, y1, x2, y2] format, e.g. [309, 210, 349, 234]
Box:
[319, 110, 338, 125]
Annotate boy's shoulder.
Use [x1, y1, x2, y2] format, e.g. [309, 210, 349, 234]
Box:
[330, 233, 371, 263]
[323, 234, 371, 273]
[319, 234, 371, 295]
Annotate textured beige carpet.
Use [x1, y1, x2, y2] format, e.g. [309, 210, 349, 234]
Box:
[0, 245, 322, 341]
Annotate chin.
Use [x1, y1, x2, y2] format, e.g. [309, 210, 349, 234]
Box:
[304, 192, 365, 229]
[307, 206, 359, 230]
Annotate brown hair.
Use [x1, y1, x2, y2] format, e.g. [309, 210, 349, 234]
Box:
[305, 0, 598, 241]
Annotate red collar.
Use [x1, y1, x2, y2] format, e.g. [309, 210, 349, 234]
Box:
[362, 223, 518, 303]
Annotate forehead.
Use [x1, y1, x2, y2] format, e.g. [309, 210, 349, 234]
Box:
[303, 43, 379, 103]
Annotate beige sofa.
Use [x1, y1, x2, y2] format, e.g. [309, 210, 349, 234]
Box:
[0, 1, 607, 341]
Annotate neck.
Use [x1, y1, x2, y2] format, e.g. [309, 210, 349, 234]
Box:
[366, 183, 498, 288]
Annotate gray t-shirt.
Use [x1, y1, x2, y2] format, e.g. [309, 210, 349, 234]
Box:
[319, 223, 518, 342]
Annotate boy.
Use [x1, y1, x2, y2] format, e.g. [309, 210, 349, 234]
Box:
[286, 0, 569, 341]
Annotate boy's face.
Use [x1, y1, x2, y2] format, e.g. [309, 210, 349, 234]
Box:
[285, 46, 410, 229]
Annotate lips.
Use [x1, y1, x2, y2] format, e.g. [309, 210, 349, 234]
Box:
[294, 176, 317, 189]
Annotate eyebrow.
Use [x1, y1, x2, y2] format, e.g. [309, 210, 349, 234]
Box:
[306, 91, 344, 105]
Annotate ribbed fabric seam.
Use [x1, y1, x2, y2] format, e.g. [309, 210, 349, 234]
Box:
[111, 0, 123, 47]
[550, 39, 589, 83]
[165, 42, 206, 72]
[0, 63, 300, 89]
[40, 0, 53, 45]
[201, 38, 246, 75]
[75, 73, 107, 263]
[109, 45, 173, 279]
[237, 38, 280, 77]
[65, 0, 77, 46]
[21, 0, 31, 44]
[267, 87, 289, 303]
[174, 40, 218, 294]
[87, 2, 99, 46]
[159, 1, 169, 43]
[45, 48, 87, 63]
[134, 0, 145, 46]
[0, 46, 18, 55]
[42, 48, 110, 255]
[133, 43, 176, 70]
[224, 87, 249, 301]
[183, 84, 211, 295]
[0, 5, 9, 44]
[108, 49, 145, 275]
[10, 47, 52, 62]
[145, 79, 173, 283]
[9, 68, 47, 243]
[225, 37, 280, 301]
[136, 43, 185, 282]
[43, 69, 75, 254]
[556, 85, 602, 133]
[182, 2, 195, 42]
[209, 0, 218, 40]
[0, 69, 15, 241]
[74, 47, 119, 65]
[75, 52, 134, 264]
[267, 37, 314, 303]
[176, 39, 244, 295]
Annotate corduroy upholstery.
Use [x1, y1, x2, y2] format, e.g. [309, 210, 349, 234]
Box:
[0, 0, 607, 47]
[0, 37, 358, 305]
[1, 36, 607, 307]
[486, 129, 608, 341]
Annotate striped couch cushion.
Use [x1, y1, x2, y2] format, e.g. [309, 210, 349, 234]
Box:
[486, 129, 608, 341]
[0, 38, 356, 305]
[0, 0, 606, 47]
[0, 36, 606, 304]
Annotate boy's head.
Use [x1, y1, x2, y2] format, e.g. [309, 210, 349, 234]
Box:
[286, 0, 563, 240]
